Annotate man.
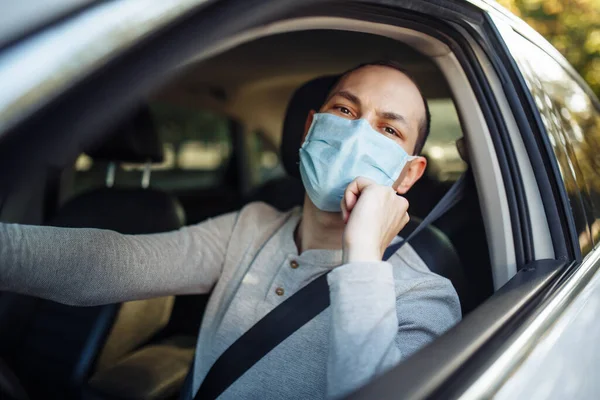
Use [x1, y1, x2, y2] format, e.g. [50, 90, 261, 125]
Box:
[0, 61, 461, 399]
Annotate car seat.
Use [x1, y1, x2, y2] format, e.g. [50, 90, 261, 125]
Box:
[7, 107, 189, 399]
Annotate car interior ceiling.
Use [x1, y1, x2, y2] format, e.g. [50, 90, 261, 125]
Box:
[1, 29, 494, 400]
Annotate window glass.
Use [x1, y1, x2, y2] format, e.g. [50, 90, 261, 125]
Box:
[247, 130, 286, 186]
[505, 32, 600, 254]
[422, 98, 467, 182]
[71, 104, 233, 196]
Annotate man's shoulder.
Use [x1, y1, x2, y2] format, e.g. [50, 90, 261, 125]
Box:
[387, 242, 455, 295]
[237, 201, 295, 221]
[387, 244, 461, 319]
[233, 201, 298, 234]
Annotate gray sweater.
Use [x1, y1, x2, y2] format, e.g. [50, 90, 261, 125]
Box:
[0, 202, 461, 399]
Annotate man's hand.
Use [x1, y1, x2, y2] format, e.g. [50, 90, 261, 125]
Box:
[341, 177, 410, 263]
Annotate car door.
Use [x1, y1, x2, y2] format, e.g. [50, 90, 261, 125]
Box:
[466, 13, 600, 400]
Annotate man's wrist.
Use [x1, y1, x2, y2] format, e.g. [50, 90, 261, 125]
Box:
[342, 242, 381, 263]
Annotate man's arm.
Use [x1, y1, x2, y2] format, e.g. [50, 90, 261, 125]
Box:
[326, 265, 460, 398]
[0, 211, 237, 306]
[326, 176, 460, 397]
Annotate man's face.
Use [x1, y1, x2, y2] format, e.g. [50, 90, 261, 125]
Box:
[319, 65, 426, 155]
[301, 65, 427, 194]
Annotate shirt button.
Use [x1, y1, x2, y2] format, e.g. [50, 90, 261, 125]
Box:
[275, 287, 285, 296]
[290, 260, 299, 269]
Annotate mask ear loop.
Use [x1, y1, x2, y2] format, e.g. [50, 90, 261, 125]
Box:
[391, 154, 418, 185]
[300, 112, 324, 149]
[297, 114, 319, 167]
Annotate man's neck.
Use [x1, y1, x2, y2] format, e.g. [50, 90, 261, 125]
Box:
[295, 195, 345, 254]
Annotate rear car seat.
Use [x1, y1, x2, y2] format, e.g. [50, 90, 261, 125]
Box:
[5, 107, 193, 399]
[246, 75, 473, 313]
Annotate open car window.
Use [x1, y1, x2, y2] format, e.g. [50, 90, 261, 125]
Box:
[422, 98, 467, 182]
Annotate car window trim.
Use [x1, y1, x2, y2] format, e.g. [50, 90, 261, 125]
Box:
[481, 15, 577, 261]
[450, 22, 532, 266]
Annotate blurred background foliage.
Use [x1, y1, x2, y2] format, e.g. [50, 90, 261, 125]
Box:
[497, 0, 600, 97]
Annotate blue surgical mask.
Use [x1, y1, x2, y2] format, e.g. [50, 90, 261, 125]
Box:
[299, 112, 416, 212]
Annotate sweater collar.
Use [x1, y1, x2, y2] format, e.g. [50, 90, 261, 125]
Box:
[281, 208, 343, 269]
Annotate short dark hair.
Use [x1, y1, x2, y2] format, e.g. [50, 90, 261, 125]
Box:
[328, 60, 431, 155]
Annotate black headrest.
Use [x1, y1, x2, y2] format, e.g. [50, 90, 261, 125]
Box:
[50, 188, 185, 234]
[281, 75, 339, 178]
[87, 106, 164, 163]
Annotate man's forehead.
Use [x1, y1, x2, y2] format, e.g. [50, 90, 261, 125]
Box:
[335, 65, 420, 99]
[330, 65, 425, 126]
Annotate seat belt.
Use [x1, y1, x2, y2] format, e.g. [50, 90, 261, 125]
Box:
[190, 173, 467, 400]
[383, 172, 467, 259]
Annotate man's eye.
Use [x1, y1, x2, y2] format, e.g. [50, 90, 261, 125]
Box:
[384, 126, 397, 136]
[337, 106, 351, 115]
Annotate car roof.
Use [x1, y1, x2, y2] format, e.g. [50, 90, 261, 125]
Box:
[153, 29, 451, 146]
[0, 0, 498, 52]
[0, 0, 99, 50]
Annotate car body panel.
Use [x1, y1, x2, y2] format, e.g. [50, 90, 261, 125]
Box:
[495, 251, 600, 400]
[461, 249, 600, 399]
[0, 0, 98, 49]
[0, 0, 215, 136]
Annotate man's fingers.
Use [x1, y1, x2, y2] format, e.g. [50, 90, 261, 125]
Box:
[341, 195, 349, 223]
[344, 189, 358, 215]
[395, 194, 410, 213]
[346, 176, 377, 196]
[344, 177, 376, 213]
[402, 212, 410, 226]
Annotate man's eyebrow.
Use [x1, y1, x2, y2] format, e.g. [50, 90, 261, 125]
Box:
[329, 90, 361, 106]
[378, 111, 411, 130]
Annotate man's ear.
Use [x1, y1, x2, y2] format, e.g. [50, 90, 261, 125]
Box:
[301, 110, 316, 145]
[394, 156, 427, 195]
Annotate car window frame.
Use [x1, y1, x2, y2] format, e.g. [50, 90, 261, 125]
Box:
[0, 1, 581, 400]
[0, 0, 100, 50]
[484, 15, 581, 262]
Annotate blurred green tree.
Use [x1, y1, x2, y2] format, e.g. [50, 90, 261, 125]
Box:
[498, 0, 600, 97]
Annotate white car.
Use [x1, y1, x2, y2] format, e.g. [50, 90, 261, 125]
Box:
[0, 1, 599, 399]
